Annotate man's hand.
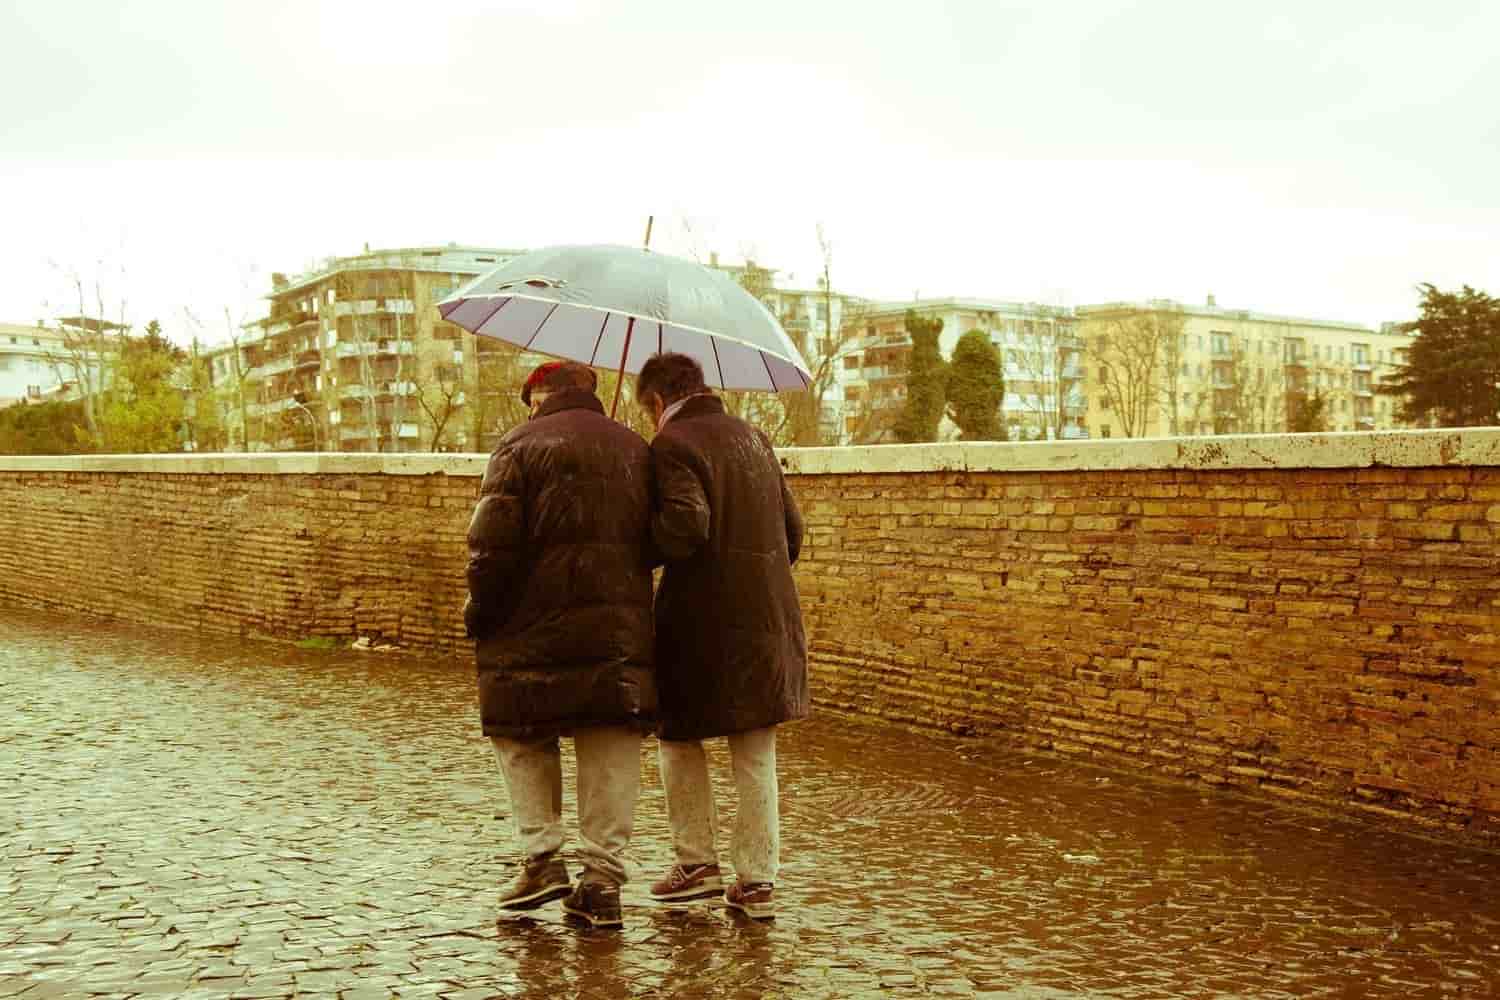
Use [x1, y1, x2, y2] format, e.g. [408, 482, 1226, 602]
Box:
[463, 597, 487, 640]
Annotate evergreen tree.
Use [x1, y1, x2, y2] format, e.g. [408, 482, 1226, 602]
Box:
[1288, 389, 1330, 433]
[1380, 283, 1500, 426]
[0, 399, 90, 454]
[894, 310, 947, 443]
[100, 320, 187, 453]
[945, 329, 1005, 440]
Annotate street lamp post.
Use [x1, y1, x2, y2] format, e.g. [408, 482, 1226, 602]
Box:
[291, 392, 321, 452]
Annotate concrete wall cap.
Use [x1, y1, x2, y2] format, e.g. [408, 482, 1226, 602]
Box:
[1, 427, 1498, 476]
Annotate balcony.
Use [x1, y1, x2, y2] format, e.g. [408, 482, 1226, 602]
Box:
[257, 354, 294, 377]
[334, 341, 416, 359]
[861, 365, 908, 381]
[339, 381, 418, 401]
[335, 299, 415, 317]
[295, 349, 321, 370]
[246, 397, 301, 418]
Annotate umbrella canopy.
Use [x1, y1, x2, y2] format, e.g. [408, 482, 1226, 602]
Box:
[436, 245, 813, 394]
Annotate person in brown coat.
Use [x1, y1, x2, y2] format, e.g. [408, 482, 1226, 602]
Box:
[635, 352, 809, 921]
[464, 360, 656, 929]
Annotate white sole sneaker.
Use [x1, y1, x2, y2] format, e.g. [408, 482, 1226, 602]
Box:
[650, 874, 725, 902]
[562, 900, 623, 928]
[498, 882, 572, 911]
[724, 891, 775, 920]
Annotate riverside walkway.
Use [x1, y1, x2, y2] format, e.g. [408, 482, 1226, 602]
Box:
[3, 607, 1498, 999]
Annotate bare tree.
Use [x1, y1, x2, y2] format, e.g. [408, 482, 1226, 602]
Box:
[42, 265, 130, 448]
[334, 268, 406, 451]
[773, 226, 869, 446]
[1004, 307, 1087, 440]
[1086, 308, 1185, 438]
[413, 359, 465, 451]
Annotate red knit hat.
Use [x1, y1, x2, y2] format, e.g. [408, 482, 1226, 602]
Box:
[520, 361, 566, 406]
[521, 360, 597, 405]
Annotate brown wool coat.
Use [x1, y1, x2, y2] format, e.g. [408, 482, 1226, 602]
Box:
[650, 394, 809, 741]
[465, 390, 656, 739]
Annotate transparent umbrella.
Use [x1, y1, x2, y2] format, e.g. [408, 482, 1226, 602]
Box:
[436, 243, 812, 416]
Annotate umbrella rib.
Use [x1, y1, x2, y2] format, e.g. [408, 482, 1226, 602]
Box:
[456, 293, 806, 370]
[658, 323, 663, 356]
[473, 297, 512, 333]
[709, 337, 726, 390]
[587, 313, 610, 366]
[759, 351, 780, 391]
[522, 303, 561, 351]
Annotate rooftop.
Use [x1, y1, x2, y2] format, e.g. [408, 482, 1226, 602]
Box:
[1075, 298, 1409, 337]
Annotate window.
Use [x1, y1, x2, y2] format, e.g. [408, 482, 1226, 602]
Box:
[1181, 363, 1189, 377]
[844, 355, 860, 369]
[1351, 343, 1370, 366]
[1183, 392, 1192, 406]
[1211, 333, 1231, 355]
[32, 338, 42, 346]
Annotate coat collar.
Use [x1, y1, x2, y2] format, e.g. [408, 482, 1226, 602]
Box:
[532, 389, 606, 421]
[665, 393, 725, 425]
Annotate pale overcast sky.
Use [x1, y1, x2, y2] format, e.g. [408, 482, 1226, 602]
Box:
[2, 0, 1497, 342]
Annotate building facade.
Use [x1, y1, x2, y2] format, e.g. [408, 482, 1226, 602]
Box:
[0, 320, 119, 408]
[1077, 298, 1416, 439]
[208, 245, 524, 453]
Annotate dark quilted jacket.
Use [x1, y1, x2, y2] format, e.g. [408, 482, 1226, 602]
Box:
[650, 394, 809, 741]
[465, 389, 656, 739]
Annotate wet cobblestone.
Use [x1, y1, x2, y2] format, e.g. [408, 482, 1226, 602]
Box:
[3, 607, 1499, 998]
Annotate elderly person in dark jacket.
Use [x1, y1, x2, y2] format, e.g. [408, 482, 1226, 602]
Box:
[464, 360, 656, 929]
[635, 352, 808, 921]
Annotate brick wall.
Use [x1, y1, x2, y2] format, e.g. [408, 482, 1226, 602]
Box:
[4, 431, 1500, 841]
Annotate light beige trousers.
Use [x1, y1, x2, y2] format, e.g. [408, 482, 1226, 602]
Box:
[658, 726, 780, 885]
[490, 726, 641, 885]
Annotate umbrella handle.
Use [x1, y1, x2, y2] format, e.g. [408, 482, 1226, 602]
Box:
[610, 316, 635, 419]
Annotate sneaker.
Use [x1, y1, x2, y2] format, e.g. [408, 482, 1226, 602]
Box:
[562, 881, 623, 929]
[650, 863, 724, 902]
[498, 855, 572, 911]
[724, 881, 774, 921]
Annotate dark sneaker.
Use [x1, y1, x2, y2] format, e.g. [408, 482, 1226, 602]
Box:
[649, 863, 724, 902]
[498, 855, 572, 911]
[724, 881, 774, 921]
[562, 881, 623, 929]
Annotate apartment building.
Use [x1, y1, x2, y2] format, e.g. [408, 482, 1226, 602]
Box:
[0, 319, 120, 408]
[1076, 297, 1415, 439]
[208, 245, 523, 452]
[829, 298, 1086, 444]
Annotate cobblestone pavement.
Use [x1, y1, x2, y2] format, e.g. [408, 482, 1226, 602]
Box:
[4, 608, 1500, 999]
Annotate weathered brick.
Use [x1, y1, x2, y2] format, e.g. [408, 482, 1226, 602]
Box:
[4, 453, 1499, 846]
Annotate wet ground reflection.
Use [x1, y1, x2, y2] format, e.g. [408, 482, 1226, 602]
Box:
[3, 607, 1498, 998]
